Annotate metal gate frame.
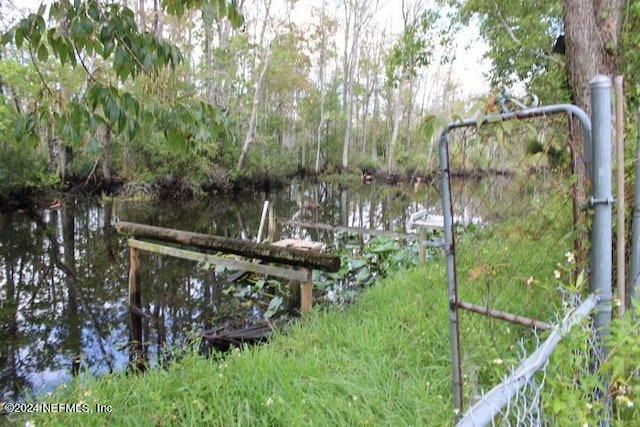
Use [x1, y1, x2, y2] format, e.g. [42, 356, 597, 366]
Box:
[438, 75, 613, 417]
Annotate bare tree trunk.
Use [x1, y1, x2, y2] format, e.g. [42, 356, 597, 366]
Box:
[341, 7, 357, 171]
[405, 77, 415, 148]
[388, 84, 403, 173]
[236, 0, 274, 170]
[341, 0, 378, 171]
[315, 15, 327, 175]
[102, 125, 111, 182]
[203, 15, 213, 102]
[152, 0, 163, 37]
[371, 86, 379, 161]
[237, 49, 271, 170]
[138, 0, 146, 30]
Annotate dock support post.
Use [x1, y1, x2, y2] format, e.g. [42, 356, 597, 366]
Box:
[419, 227, 426, 265]
[128, 245, 144, 370]
[300, 268, 313, 314]
[268, 205, 276, 243]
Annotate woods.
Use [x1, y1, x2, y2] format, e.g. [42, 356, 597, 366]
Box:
[0, 0, 471, 200]
[0, 0, 639, 201]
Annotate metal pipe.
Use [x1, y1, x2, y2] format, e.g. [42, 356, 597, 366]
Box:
[439, 129, 464, 413]
[613, 76, 625, 316]
[629, 110, 640, 308]
[589, 74, 613, 427]
[457, 300, 553, 330]
[589, 75, 613, 341]
[447, 104, 591, 157]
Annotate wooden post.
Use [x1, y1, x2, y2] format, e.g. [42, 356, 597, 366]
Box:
[419, 227, 426, 265]
[300, 268, 313, 314]
[256, 200, 269, 243]
[268, 205, 276, 243]
[128, 246, 144, 369]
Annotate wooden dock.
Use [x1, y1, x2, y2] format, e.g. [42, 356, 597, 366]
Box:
[116, 222, 341, 363]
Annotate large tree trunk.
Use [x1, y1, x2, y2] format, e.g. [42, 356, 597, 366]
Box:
[563, 0, 621, 112]
[563, 0, 621, 259]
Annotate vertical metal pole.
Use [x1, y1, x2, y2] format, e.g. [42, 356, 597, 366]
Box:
[439, 129, 463, 413]
[614, 76, 625, 316]
[590, 75, 613, 426]
[630, 111, 640, 307]
[590, 75, 613, 337]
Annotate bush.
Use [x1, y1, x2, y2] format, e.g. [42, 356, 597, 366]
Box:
[0, 146, 50, 197]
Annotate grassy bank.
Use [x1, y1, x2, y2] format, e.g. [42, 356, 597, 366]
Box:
[6, 214, 579, 426]
[7, 264, 453, 426]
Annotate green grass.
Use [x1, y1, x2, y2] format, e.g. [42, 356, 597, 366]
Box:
[8, 264, 457, 426]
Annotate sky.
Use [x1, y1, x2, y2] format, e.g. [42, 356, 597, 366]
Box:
[288, 0, 491, 97]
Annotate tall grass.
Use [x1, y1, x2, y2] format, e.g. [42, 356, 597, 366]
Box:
[8, 264, 458, 426]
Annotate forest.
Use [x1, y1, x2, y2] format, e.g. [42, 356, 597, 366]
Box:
[0, 0, 637, 203]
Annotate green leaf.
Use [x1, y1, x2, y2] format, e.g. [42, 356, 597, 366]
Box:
[355, 267, 372, 284]
[66, 42, 77, 67]
[88, 2, 100, 21]
[116, 116, 126, 134]
[127, 120, 138, 140]
[14, 27, 24, 48]
[105, 97, 120, 124]
[349, 259, 367, 270]
[1, 30, 13, 46]
[165, 128, 187, 153]
[70, 19, 86, 43]
[102, 39, 115, 58]
[36, 43, 48, 61]
[264, 296, 283, 319]
[87, 136, 101, 155]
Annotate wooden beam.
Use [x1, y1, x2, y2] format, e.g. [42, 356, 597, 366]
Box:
[277, 218, 443, 245]
[128, 239, 310, 282]
[116, 221, 340, 272]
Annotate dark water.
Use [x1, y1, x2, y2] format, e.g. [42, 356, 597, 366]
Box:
[0, 179, 443, 402]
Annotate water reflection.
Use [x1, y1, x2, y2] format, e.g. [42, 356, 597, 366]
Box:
[0, 177, 510, 401]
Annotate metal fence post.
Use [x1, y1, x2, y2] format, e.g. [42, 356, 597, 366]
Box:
[589, 74, 613, 426]
[439, 129, 463, 414]
[629, 111, 640, 307]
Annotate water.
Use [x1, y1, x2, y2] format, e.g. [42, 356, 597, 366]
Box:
[0, 179, 439, 402]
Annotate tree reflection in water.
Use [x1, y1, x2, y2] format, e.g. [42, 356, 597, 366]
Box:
[0, 179, 449, 402]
